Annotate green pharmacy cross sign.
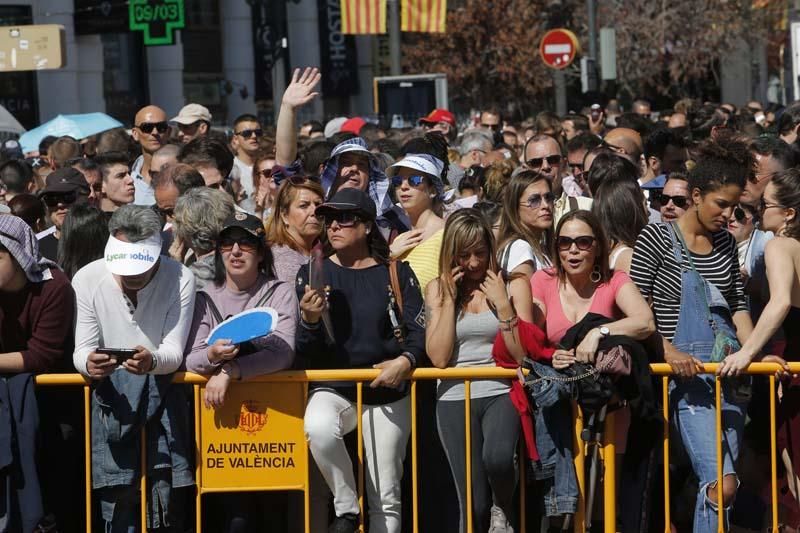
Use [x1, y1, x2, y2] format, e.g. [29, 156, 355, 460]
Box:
[129, 0, 185, 46]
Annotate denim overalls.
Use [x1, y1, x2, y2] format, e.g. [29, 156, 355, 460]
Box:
[666, 224, 748, 533]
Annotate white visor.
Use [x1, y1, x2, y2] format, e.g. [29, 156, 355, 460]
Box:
[104, 234, 162, 276]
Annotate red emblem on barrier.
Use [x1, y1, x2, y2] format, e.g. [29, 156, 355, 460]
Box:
[238, 400, 268, 435]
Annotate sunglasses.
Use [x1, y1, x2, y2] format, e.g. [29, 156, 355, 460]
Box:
[219, 235, 259, 253]
[557, 235, 596, 251]
[136, 122, 169, 134]
[733, 206, 752, 223]
[525, 155, 562, 169]
[658, 193, 689, 209]
[42, 191, 78, 207]
[324, 212, 362, 228]
[235, 129, 263, 139]
[481, 123, 501, 131]
[520, 192, 555, 209]
[258, 169, 274, 180]
[568, 163, 583, 174]
[153, 205, 174, 219]
[391, 175, 426, 188]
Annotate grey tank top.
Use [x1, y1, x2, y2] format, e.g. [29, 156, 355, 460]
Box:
[437, 310, 511, 401]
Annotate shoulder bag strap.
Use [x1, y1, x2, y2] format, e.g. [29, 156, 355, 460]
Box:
[199, 291, 225, 325]
[389, 260, 403, 320]
[568, 195, 579, 212]
[253, 280, 284, 308]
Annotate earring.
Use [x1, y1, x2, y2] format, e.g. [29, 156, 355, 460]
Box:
[590, 265, 602, 283]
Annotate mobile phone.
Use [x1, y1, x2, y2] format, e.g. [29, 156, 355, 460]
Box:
[754, 111, 766, 125]
[96, 348, 137, 362]
[590, 104, 603, 121]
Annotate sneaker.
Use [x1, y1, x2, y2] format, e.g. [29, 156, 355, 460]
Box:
[328, 513, 359, 533]
[489, 504, 514, 533]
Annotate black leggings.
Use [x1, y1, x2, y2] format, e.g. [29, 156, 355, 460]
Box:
[436, 393, 520, 533]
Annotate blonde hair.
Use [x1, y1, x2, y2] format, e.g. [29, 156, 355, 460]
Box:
[483, 159, 516, 203]
[437, 208, 498, 308]
[265, 179, 325, 251]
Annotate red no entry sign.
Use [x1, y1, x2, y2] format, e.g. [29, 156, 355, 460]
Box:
[539, 29, 580, 69]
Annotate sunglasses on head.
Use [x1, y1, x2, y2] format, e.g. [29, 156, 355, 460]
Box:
[658, 193, 689, 209]
[136, 122, 169, 134]
[526, 155, 562, 169]
[219, 235, 259, 253]
[557, 235, 596, 251]
[521, 192, 555, 209]
[42, 191, 78, 207]
[235, 129, 263, 139]
[391, 175, 426, 188]
[324, 212, 362, 228]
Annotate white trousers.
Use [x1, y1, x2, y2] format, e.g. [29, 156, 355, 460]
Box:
[304, 389, 411, 533]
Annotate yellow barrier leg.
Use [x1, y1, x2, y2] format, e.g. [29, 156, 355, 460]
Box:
[194, 385, 202, 533]
[357, 382, 364, 533]
[603, 411, 616, 533]
[573, 402, 585, 533]
[519, 440, 526, 533]
[770, 376, 779, 532]
[84, 385, 92, 533]
[465, 380, 473, 533]
[411, 381, 419, 533]
[141, 426, 147, 532]
[715, 377, 723, 533]
[662, 376, 671, 533]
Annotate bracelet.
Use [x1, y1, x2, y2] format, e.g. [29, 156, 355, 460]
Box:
[149, 354, 158, 372]
[399, 352, 417, 369]
[221, 361, 241, 381]
[498, 315, 519, 332]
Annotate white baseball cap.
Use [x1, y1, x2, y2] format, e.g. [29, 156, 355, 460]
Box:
[171, 103, 212, 125]
[104, 234, 162, 276]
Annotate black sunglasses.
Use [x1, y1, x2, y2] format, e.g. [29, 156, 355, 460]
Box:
[526, 155, 562, 169]
[391, 175, 426, 188]
[520, 192, 555, 209]
[324, 212, 362, 227]
[556, 235, 596, 251]
[154, 205, 174, 219]
[658, 193, 689, 209]
[235, 129, 263, 139]
[136, 122, 169, 134]
[42, 191, 78, 207]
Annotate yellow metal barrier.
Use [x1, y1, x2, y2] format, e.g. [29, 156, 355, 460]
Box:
[33, 363, 793, 532]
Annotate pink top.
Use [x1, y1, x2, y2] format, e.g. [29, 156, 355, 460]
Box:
[531, 268, 630, 345]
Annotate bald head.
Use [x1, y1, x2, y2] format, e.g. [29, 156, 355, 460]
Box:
[604, 128, 643, 162]
[132, 105, 168, 156]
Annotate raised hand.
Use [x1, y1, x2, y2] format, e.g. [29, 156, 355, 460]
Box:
[281, 67, 321, 110]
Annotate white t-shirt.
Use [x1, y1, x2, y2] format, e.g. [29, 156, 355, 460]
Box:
[72, 256, 196, 376]
[233, 156, 256, 213]
[499, 239, 549, 272]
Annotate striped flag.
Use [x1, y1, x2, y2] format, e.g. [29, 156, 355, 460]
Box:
[401, 0, 446, 33]
[341, 0, 387, 34]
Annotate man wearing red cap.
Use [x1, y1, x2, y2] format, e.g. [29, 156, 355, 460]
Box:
[340, 117, 366, 136]
[418, 108, 457, 142]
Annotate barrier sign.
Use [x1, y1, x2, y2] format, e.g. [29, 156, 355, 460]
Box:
[0, 25, 65, 72]
[199, 382, 307, 491]
[129, 0, 185, 46]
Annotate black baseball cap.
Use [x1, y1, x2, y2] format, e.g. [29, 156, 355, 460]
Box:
[316, 188, 376, 221]
[40, 167, 89, 195]
[220, 211, 266, 238]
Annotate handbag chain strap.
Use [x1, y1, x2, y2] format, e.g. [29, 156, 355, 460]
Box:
[525, 366, 598, 386]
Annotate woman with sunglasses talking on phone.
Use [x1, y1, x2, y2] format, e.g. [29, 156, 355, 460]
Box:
[297, 188, 425, 533]
[386, 153, 446, 292]
[496, 169, 554, 278]
[630, 135, 755, 533]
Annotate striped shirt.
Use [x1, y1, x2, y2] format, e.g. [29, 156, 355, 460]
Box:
[630, 223, 747, 342]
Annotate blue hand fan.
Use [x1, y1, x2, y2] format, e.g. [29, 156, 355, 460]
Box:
[206, 307, 278, 346]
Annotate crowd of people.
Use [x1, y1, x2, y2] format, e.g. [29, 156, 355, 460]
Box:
[4, 65, 800, 533]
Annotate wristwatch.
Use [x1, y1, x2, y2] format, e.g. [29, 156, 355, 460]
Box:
[597, 326, 611, 338]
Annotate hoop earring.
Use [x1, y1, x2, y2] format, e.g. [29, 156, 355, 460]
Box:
[590, 265, 602, 283]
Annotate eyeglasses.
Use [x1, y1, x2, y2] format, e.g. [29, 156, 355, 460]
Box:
[481, 123, 501, 131]
[235, 129, 263, 139]
[324, 212, 362, 228]
[749, 171, 777, 184]
[219, 235, 259, 253]
[556, 235, 596, 251]
[42, 191, 78, 207]
[135, 122, 169, 134]
[520, 192, 555, 209]
[658, 193, 689, 209]
[391, 175, 426, 188]
[568, 163, 583, 175]
[525, 155, 562, 169]
[759, 197, 786, 213]
[258, 169, 274, 180]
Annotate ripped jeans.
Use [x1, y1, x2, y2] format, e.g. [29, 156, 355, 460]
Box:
[670, 377, 747, 533]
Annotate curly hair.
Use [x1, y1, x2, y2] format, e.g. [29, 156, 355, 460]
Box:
[482, 159, 516, 203]
[688, 131, 755, 194]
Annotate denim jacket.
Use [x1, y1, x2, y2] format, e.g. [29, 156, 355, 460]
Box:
[91, 369, 192, 490]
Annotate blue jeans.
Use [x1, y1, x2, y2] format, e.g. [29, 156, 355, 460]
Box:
[666, 223, 749, 533]
[531, 398, 578, 516]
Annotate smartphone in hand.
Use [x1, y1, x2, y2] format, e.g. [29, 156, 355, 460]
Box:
[96, 348, 137, 363]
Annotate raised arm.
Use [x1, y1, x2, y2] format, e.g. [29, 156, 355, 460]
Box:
[276, 67, 321, 166]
